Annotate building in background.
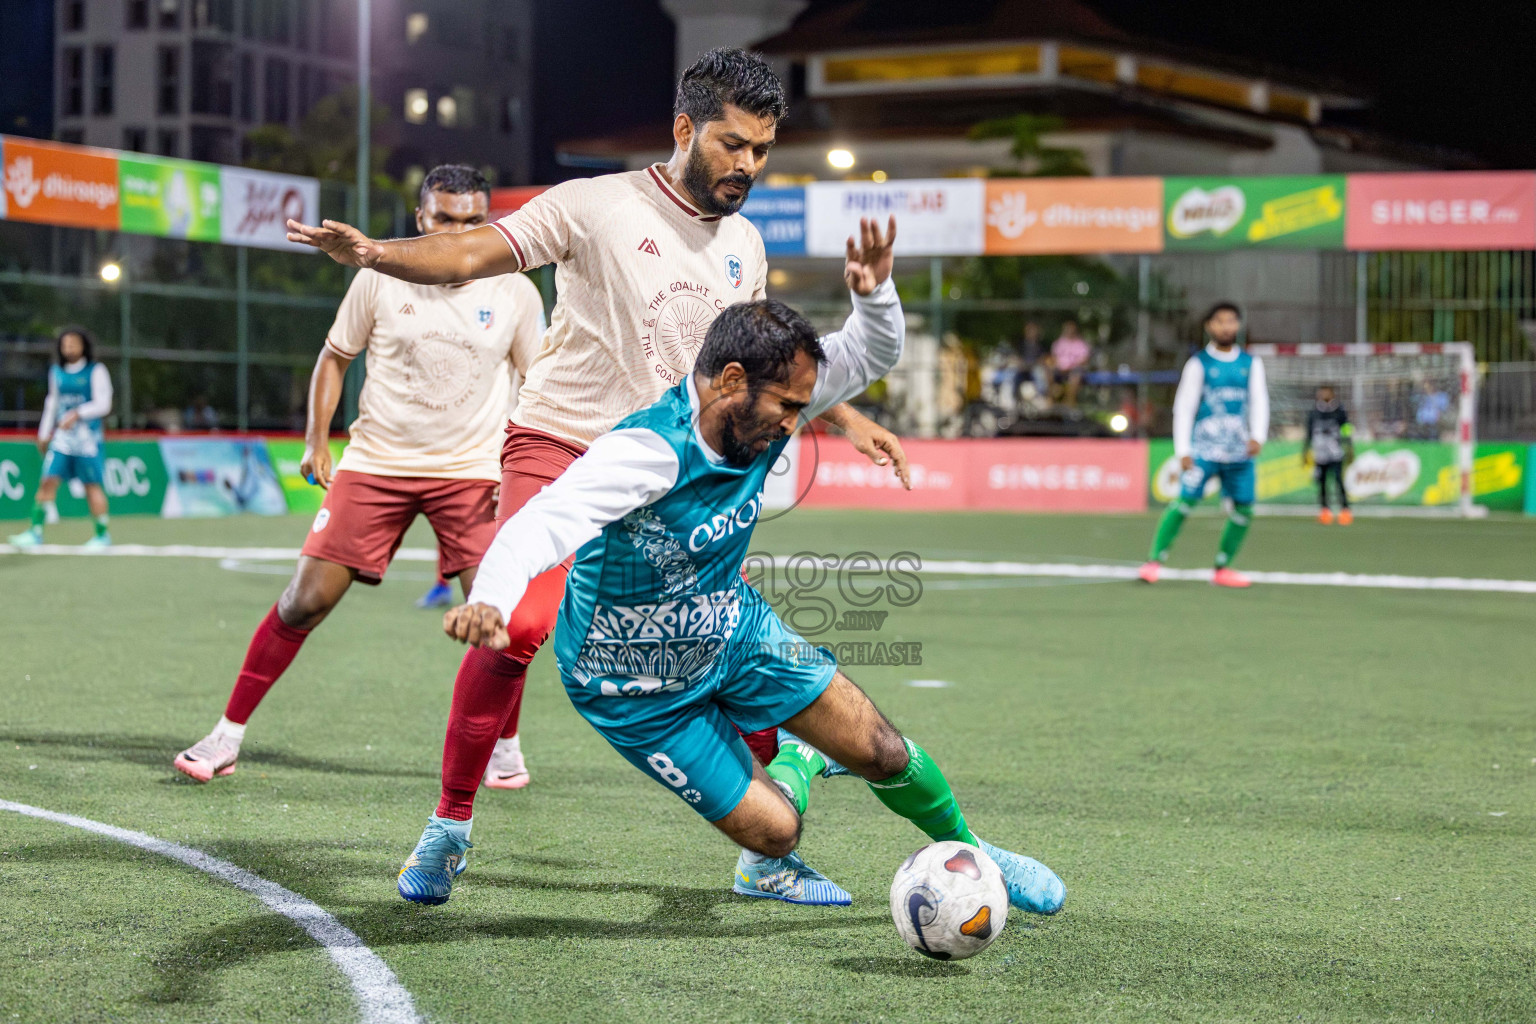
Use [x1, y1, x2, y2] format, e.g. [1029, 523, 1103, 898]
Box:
[0, 1, 55, 139]
[50, 0, 533, 184]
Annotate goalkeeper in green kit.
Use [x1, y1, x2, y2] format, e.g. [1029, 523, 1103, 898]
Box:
[1140, 302, 1269, 588]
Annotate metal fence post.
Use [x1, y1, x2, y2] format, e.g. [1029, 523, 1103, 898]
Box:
[119, 272, 133, 428]
[236, 244, 250, 431]
[1356, 250, 1368, 345]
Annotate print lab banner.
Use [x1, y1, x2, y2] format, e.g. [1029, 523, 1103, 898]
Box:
[805, 179, 985, 257]
[0, 136, 119, 230]
[1165, 175, 1346, 250]
[1345, 172, 1536, 251]
[795, 436, 1148, 512]
[984, 178, 1163, 254]
[219, 166, 321, 251]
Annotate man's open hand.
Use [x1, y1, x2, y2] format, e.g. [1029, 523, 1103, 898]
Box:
[286, 219, 385, 268]
[842, 413, 912, 489]
[844, 216, 897, 296]
[443, 603, 510, 650]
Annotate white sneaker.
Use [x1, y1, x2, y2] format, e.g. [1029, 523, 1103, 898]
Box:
[81, 532, 112, 550]
[7, 528, 42, 548]
[174, 730, 241, 783]
[482, 735, 530, 790]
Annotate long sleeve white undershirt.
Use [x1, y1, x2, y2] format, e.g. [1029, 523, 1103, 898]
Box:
[1171, 345, 1268, 458]
[467, 279, 906, 621]
[38, 362, 113, 443]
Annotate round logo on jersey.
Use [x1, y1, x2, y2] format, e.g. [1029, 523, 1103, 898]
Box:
[724, 254, 743, 289]
[476, 307, 495, 330]
[405, 335, 480, 410]
[654, 292, 716, 375]
[311, 508, 330, 533]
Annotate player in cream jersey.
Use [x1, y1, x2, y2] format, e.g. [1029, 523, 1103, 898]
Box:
[174, 166, 545, 784]
[287, 48, 910, 838]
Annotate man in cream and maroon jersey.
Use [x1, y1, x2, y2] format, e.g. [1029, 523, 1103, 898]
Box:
[287, 48, 910, 833]
[174, 165, 545, 784]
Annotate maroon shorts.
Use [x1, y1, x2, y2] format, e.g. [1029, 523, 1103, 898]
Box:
[301, 470, 498, 585]
[497, 426, 587, 522]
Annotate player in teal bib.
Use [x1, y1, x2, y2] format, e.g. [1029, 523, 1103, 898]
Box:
[395, 219, 1065, 920]
[9, 327, 114, 549]
[1140, 302, 1269, 587]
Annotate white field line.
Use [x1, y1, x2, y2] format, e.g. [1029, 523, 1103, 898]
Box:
[0, 799, 423, 1024]
[2, 542, 1534, 595]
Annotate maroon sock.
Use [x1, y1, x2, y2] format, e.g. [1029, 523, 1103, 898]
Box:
[498, 685, 525, 740]
[223, 605, 311, 725]
[437, 646, 529, 820]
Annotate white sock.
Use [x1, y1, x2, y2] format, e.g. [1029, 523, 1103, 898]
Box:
[43, 501, 58, 524]
[498, 733, 521, 753]
[740, 847, 768, 865]
[430, 814, 473, 842]
[214, 716, 246, 743]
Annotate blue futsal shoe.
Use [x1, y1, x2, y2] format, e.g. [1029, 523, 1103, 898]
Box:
[416, 581, 454, 609]
[397, 819, 472, 905]
[732, 850, 852, 906]
[976, 838, 1066, 915]
[775, 728, 851, 778]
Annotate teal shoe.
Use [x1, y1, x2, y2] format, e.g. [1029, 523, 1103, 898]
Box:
[397, 818, 472, 906]
[7, 528, 41, 548]
[732, 850, 851, 906]
[977, 838, 1066, 915]
[80, 532, 111, 550]
[775, 728, 851, 778]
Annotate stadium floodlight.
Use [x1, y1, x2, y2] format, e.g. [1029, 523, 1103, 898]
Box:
[827, 148, 856, 170]
[99, 261, 122, 283]
[872, 170, 888, 183]
[1109, 413, 1129, 433]
[1246, 342, 1478, 517]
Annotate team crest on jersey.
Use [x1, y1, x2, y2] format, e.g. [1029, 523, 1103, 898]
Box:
[476, 307, 495, 330]
[724, 254, 743, 289]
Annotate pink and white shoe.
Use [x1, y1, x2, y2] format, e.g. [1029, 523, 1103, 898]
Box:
[1211, 567, 1252, 589]
[174, 731, 241, 783]
[1137, 561, 1161, 583]
[482, 735, 530, 790]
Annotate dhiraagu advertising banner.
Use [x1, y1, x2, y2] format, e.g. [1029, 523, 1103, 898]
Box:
[1148, 439, 1525, 510]
[1164, 176, 1346, 250]
[118, 154, 222, 241]
[266, 438, 348, 514]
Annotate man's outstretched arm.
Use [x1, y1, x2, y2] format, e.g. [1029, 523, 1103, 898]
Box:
[286, 218, 521, 284]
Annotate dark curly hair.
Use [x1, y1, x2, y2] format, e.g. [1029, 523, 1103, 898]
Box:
[674, 48, 788, 128]
[55, 325, 95, 365]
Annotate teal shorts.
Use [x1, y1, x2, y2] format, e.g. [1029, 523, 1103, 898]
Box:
[562, 585, 837, 821]
[1180, 458, 1255, 506]
[42, 449, 105, 486]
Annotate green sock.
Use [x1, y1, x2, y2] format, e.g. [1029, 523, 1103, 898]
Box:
[1215, 504, 1253, 567]
[93, 515, 109, 538]
[766, 737, 826, 815]
[868, 739, 976, 845]
[1148, 501, 1190, 562]
[29, 503, 45, 529]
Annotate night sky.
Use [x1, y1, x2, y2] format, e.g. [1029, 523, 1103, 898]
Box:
[533, 0, 1536, 178]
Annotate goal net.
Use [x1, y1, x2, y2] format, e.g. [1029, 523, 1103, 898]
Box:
[1247, 343, 1478, 516]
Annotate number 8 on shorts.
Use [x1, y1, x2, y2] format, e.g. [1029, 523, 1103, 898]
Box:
[647, 752, 688, 788]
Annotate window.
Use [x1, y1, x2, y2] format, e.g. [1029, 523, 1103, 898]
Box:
[128, 0, 150, 29]
[298, 64, 312, 115]
[500, 96, 521, 135]
[265, 58, 291, 123]
[192, 0, 236, 31]
[295, 0, 310, 50]
[239, 53, 254, 120]
[92, 46, 115, 116]
[501, 26, 519, 62]
[59, 128, 85, 144]
[404, 87, 428, 124]
[62, 47, 84, 116]
[190, 125, 233, 163]
[451, 86, 475, 129]
[191, 41, 234, 116]
[123, 126, 148, 152]
[159, 0, 181, 29]
[436, 94, 457, 128]
[64, 1, 85, 31]
[157, 128, 179, 157]
[406, 12, 428, 44]
[158, 45, 181, 115]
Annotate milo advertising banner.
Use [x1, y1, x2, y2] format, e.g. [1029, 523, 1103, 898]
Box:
[1164, 176, 1346, 250]
[0, 440, 169, 518]
[266, 438, 348, 514]
[1148, 440, 1526, 510]
[118, 155, 222, 242]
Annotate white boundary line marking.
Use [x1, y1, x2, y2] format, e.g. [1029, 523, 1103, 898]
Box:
[3, 542, 1534, 595]
[0, 799, 423, 1024]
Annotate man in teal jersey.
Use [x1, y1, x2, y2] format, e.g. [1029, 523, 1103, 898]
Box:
[9, 326, 114, 549]
[1140, 302, 1269, 588]
[397, 217, 1065, 921]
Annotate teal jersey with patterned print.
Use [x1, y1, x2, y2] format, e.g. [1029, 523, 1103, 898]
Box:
[48, 361, 106, 457]
[1191, 347, 1254, 464]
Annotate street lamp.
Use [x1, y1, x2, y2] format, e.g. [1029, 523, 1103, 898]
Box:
[99, 261, 122, 283]
[826, 148, 855, 170]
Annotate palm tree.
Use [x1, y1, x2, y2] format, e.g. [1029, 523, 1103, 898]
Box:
[968, 113, 1092, 177]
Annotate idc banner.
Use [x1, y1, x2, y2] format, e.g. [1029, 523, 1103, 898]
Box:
[795, 436, 1148, 512]
[1345, 173, 1536, 251]
[806, 179, 985, 257]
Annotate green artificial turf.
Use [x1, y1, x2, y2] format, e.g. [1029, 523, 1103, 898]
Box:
[2, 510, 1534, 1023]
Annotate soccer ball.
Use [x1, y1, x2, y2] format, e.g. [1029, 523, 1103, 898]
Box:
[889, 841, 1009, 960]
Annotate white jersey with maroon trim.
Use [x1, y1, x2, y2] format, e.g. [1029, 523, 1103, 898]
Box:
[326, 269, 545, 481]
[490, 164, 768, 445]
